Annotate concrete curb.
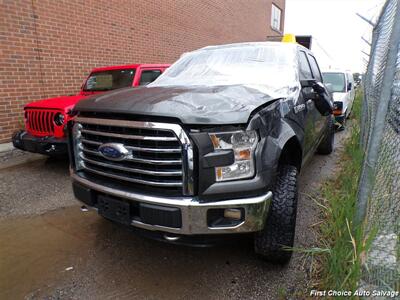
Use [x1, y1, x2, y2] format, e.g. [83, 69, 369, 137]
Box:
[0, 142, 47, 170]
[0, 142, 14, 153]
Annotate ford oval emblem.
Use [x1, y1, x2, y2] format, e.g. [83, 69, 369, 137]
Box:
[98, 143, 129, 161]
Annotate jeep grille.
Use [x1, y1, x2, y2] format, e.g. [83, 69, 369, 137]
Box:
[25, 109, 57, 136]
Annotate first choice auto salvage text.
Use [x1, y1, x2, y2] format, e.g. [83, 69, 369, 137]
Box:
[310, 289, 399, 298]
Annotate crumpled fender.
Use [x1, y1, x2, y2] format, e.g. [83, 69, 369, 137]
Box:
[247, 100, 303, 189]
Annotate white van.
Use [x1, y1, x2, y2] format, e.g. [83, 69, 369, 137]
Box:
[322, 70, 355, 129]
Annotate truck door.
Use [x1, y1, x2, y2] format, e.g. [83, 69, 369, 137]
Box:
[307, 54, 326, 143]
[298, 50, 316, 159]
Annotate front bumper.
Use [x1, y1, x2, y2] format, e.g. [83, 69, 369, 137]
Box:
[72, 172, 272, 235]
[12, 130, 68, 156]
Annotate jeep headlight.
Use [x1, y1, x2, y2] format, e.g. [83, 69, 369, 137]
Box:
[209, 130, 258, 182]
[54, 112, 65, 126]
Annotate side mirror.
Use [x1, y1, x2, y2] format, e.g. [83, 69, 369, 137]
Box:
[347, 82, 352, 91]
[300, 79, 318, 100]
[300, 79, 317, 89]
[300, 80, 333, 116]
[312, 82, 333, 116]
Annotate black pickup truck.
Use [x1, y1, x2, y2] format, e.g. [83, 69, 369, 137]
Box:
[69, 41, 333, 263]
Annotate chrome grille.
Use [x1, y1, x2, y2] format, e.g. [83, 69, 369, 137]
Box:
[74, 117, 193, 195]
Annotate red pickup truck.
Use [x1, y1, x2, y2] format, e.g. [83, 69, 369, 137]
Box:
[12, 64, 169, 156]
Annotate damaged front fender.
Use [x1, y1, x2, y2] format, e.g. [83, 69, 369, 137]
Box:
[193, 99, 304, 201]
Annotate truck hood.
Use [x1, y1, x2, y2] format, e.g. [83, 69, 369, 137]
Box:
[25, 95, 87, 112]
[75, 85, 286, 124]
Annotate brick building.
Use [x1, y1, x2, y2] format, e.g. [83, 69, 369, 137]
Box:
[0, 0, 285, 143]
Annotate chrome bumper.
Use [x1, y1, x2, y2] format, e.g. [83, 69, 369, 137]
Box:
[72, 173, 272, 235]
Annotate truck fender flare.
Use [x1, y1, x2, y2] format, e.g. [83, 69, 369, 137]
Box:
[256, 120, 301, 177]
[277, 121, 299, 150]
[275, 121, 303, 171]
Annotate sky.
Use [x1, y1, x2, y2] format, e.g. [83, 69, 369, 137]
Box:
[285, 0, 386, 73]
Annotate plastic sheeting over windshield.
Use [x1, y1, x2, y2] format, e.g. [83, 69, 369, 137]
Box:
[149, 42, 301, 99]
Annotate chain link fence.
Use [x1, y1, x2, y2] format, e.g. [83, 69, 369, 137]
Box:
[357, 0, 400, 293]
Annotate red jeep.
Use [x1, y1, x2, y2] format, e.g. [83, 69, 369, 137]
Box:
[12, 64, 169, 156]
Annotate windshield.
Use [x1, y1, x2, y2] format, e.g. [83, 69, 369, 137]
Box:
[83, 69, 136, 91]
[149, 43, 299, 94]
[322, 72, 346, 93]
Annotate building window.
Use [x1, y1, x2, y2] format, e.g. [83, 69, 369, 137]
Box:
[271, 4, 282, 32]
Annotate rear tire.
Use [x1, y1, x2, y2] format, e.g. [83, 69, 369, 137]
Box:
[317, 116, 335, 154]
[254, 165, 298, 264]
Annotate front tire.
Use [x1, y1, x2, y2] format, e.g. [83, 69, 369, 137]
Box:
[317, 116, 335, 154]
[254, 165, 298, 264]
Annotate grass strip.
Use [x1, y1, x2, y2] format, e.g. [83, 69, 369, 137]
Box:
[316, 91, 375, 296]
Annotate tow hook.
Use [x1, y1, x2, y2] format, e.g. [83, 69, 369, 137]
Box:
[45, 144, 56, 153]
[163, 234, 181, 241]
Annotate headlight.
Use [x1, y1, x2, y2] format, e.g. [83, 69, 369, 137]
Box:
[54, 113, 65, 126]
[209, 130, 258, 182]
[333, 102, 343, 116]
[72, 122, 84, 170]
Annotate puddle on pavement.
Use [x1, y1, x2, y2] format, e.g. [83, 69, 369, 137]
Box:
[0, 206, 99, 299]
[0, 205, 258, 299]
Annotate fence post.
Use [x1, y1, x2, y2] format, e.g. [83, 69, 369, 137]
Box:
[360, 30, 377, 146]
[355, 0, 400, 225]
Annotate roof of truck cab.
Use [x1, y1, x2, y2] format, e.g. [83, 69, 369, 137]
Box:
[322, 69, 352, 74]
[91, 64, 170, 72]
[197, 41, 306, 52]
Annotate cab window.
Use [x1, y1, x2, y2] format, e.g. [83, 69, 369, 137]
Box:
[139, 70, 162, 85]
[299, 51, 312, 80]
[84, 69, 136, 91]
[307, 55, 323, 82]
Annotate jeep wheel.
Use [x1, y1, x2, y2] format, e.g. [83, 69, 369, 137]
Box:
[254, 165, 298, 264]
[317, 116, 335, 154]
